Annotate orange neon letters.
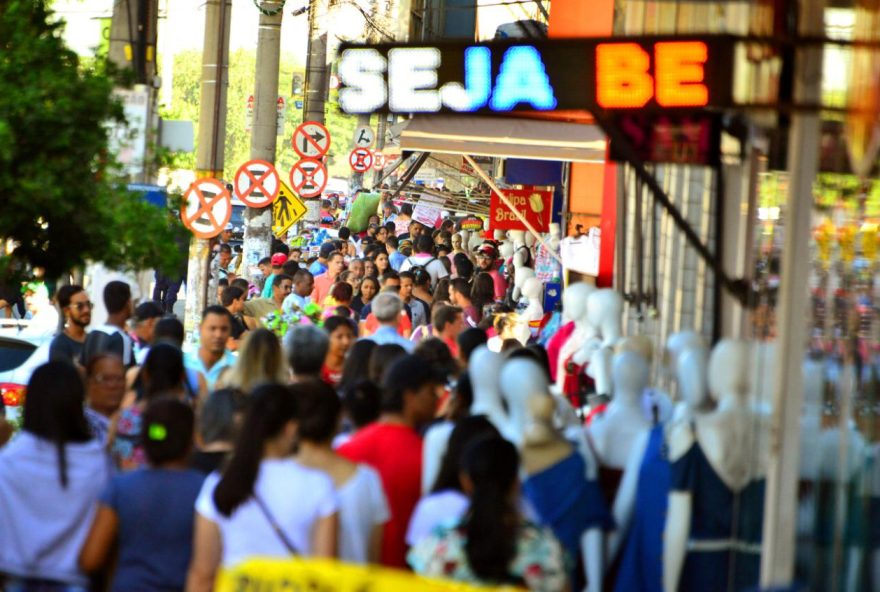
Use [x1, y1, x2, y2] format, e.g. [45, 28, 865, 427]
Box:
[595, 41, 709, 109]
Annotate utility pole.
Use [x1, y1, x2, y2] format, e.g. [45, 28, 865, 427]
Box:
[182, 0, 232, 343]
[302, 0, 330, 226]
[241, 1, 283, 285]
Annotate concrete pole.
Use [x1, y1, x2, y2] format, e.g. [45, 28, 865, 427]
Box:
[302, 0, 330, 226]
[241, 2, 283, 286]
[349, 114, 371, 191]
[183, 0, 232, 344]
[759, 0, 825, 585]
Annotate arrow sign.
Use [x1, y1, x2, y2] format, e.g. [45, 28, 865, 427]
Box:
[289, 158, 328, 199]
[349, 147, 374, 172]
[272, 180, 308, 237]
[181, 178, 232, 239]
[292, 121, 331, 158]
[233, 159, 280, 208]
[353, 125, 374, 148]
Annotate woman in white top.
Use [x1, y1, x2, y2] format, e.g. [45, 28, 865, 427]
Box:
[0, 361, 111, 590]
[187, 384, 339, 591]
[294, 379, 390, 564]
[406, 415, 500, 547]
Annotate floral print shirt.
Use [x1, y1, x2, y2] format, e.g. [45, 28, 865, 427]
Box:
[407, 520, 567, 592]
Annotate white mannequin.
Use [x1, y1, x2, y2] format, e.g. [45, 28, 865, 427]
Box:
[521, 277, 544, 323]
[467, 231, 484, 253]
[512, 266, 536, 304]
[663, 339, 771, 592]
[670, 346, 712, 425]
[524, 232, 537, 249]
[498, 240, 514, 263]
[468, 346, 507, 431]
[522, 394, 604, 592]
[548, 222, 562, 251]
[587, 351, 652, 469]
[575, 289, 624, 396]
[553, 282, 598, 395]
[493, 229, 507, 242]
[499, 358, 546, 448]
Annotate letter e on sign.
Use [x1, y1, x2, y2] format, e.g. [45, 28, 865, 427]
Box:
[596, 43, 653, 109]
[655, 42, 709, 107]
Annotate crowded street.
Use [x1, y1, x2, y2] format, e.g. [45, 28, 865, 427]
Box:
[1, 0, 879, 590]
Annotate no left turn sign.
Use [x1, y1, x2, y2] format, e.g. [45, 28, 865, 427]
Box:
[289, 158, 328, 198]
[233, 159, 280, 208]
[349, 148, 374, 172]
[181, 178, 232, 239]
[292, 121, 331, 158]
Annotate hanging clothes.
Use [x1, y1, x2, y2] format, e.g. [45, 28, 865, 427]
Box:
[614, 425, 670, 592]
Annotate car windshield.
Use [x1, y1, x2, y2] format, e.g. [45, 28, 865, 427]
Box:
[0, 339, 37, 373]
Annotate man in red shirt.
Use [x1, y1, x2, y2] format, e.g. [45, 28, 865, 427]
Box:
[337, 355, 444, 568]
[432, 304, 464, 359]
[311, 251, 345, 305]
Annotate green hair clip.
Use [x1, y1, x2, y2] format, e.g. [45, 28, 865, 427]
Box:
[147, 423, 167, 441]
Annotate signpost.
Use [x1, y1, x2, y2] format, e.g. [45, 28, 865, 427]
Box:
[233, 159, 280, 208]
[292, 121, 331, 158]
[289, 158, 328, 198]
[272, 180, 308, 237]
[349, 147, 374, 172]
[181, 178, 232, 239]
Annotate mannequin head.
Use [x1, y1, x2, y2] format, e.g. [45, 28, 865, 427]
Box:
[524, 233, 536, 249]
[493, 230, 506, 242]
[500, 357, 549, 446]
[615, 335, 654, 364]
[562, 282, 596, 324]
[512, 267, 536, 302]
[676, 347, 710, 410]
[611, 350, 649, 404]
[586, 289, 624, 343]
[468, 346, 507, 428]
[522, 277, 543, 302]
[665, 331, 705, 371]
[498, 241, 514, 260]
[708, 339, 752, 403]
[507, 230, 525, 246]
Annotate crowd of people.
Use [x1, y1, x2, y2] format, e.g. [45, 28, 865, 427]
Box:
[0, 207, 582, 592]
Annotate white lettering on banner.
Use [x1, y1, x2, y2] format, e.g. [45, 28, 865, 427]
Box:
[388, 48, 442, 113]
[338, 49, 387, 113]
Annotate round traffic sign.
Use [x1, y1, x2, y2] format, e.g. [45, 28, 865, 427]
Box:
[373, 152, 386, 170]
[353, 126, 375, 148]
[233, 159, 280, 208]
[349, 148, 374, 172]
[289, 158, 328, 199]
[181, 178, 232, 239]
[292, 121, 331, 158]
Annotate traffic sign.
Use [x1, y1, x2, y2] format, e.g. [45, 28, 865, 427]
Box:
[272, 180, 308, 237]
[289, 158, 328, 198]
[373, 152, 386, 170]
[349, 148, 374, 172]
[292, 121, 331, 158]
[233, 159, 280, 208]
[181, 178, 232, 239]
[353, 126, 374, 148]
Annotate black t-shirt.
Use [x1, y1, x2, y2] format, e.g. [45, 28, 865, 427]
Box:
[230, 315, 248, 340]
[189, 450, 229, 475]
[49, 333, 84, 365]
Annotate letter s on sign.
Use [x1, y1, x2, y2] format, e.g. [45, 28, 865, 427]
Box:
[338, 49, 387, 114]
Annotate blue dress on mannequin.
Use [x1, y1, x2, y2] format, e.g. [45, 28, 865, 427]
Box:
[614, 424, 670, 592]
[669, 427, 765, 592]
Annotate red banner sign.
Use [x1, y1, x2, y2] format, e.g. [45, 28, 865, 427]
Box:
[488, 187, 553, 233]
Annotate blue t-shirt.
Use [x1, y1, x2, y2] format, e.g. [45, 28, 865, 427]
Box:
[100, 468, 206, 591]
[309, 260, 328, 276]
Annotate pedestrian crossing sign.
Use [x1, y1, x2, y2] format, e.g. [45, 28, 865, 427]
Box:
[272, 180, 307, 237]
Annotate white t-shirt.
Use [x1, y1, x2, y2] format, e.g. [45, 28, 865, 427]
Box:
[399, 254, 449, 288]
[405, 490, 469, 547]
[338, 465, 391, 564]
[195, 458, 339, 567]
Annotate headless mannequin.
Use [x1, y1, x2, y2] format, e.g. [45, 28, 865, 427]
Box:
[575, 289, 624, 397]
[548, 223, 561, 252]
[663, 339, 771, 592]
[468, 346, 508, 430]
[553, 282, 598, 395]
[522, 394, 604, 592]
[512, 267, 536, 304]
[671, 346, 712, 426]
[521, 277, 544, 323]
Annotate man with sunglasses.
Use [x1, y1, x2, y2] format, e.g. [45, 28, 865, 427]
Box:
[49, 284, 92, 365]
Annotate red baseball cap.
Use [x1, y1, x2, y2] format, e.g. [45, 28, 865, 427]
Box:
[270, 253, 288, 266]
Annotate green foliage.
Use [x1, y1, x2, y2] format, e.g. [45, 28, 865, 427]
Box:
[0, 0, 185, 283]
[162, 48, 363, 182]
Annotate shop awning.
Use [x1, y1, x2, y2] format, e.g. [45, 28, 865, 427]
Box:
[398, 115, 606, 162]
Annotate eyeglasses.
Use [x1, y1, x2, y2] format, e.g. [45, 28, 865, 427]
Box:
[92, 373, 124, 385]
[69, 301, 93, 311]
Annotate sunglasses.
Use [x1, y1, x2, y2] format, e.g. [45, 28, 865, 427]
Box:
[69, 301, 94, 311]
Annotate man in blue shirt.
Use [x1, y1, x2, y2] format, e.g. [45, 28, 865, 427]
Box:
[184, 306, 236, 392]
[386, 235, 406, 271]
[361, 292, 414, 353]
[308, 242, 336, 276]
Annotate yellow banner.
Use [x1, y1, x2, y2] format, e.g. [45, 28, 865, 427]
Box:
[217, 558, 524, 592]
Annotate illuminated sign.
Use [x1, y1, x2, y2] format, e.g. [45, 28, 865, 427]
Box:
[337, 36, 734, 115]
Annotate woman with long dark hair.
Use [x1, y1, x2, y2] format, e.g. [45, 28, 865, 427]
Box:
[471, 272, 496, 323]
[0, 362, 110, 590]
[408, 437, 567, 591]
[187, 384, 338, 591]
[352, 276, 379, 318]
[321, 315, 357, 387]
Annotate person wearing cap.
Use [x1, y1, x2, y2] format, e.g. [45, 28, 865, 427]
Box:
[359, 292, 414, 353]
[219, 223, 233, 245]
[337, 354, 444, 568]
[476, 244, 507, 301]
[309, 242, 336, 277]
[382, 201, 397, 224]
[130, 301, 164, 364]
[260, 252, 289, 299]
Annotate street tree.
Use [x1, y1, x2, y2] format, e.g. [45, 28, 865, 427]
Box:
[0, 0, 185, 283]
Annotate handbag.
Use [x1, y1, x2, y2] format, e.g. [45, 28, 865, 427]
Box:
[253, 494, 300, 556]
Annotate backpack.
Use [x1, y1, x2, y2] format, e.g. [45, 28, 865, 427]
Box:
[407, 256, 437, 287]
